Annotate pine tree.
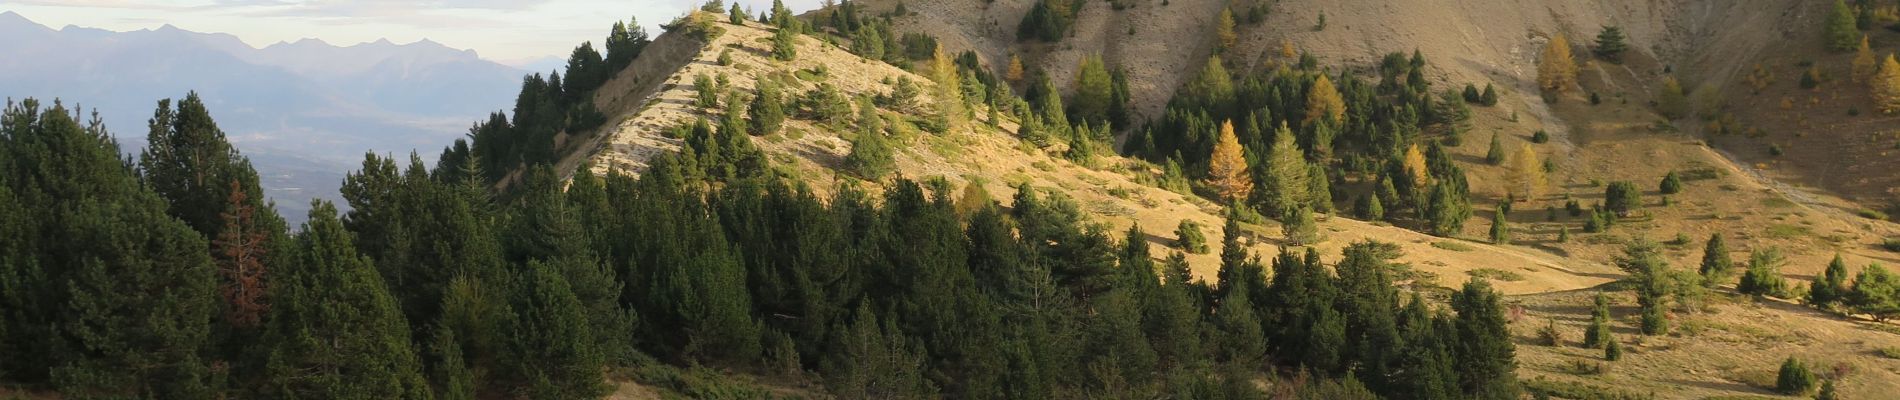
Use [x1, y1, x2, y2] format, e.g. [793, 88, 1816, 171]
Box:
[845, 96, 896, 180]
[1305, 74, 1347, 126]
[750, 79, 787, 135]
[1659, 170, 1683, 195]
[772, 25, 798, 61]
[1872, 54, 1900, 114]
[1827, 0, 1860, 52]
[1480, 83, 1499, 106]
[1594, 26, 1628, 62]
[730, 3, 747, 24]
[1809, 254, 1850, 308]
[1700, 233, 1734, 285]
[1283, 205, 1320, 245]
[1777, 357, 1817, 394]
[1604, 337, 1622, 361]
[1451, 277, 1519, 398]
[823, 303, 936, 399]
[1657, 75, 1689, 118]
[1489, 207, 1511, 245]
[507, 260, 610, 399]
[1538, 34, 1578, 92]
[1355, 194, 1385, 220]
[1816, 379, 1840, 400]
[1617, 240, 1673, 335]
[261, 201, 432, 399]
[1508, 144, 1545, 200]
[1739, 248, 1790, 297]
[1853, 35, 1877, 82]
[1849, 263, 1900, 321]
[1484, 133, 1505, 165]
[1216, 8, 1237, 51]
[2, 99, 219, 398]
[1604, 181, 1641, 215]
[213, 180, 270, 328]
[1584, 292, 1613, 348]
[1204, 121, 1253, 204]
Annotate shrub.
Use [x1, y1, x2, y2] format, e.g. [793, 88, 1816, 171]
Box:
[1884, 237, 1900, 252]
[1175, 220, 1210, 254]
[1531, 130, 1550, 143]
[1856, 208, 1890, 221]
[1537, 319, 1564, 346]
[1776, 357, 1817, 395]
[1604, 338, 1622, 361]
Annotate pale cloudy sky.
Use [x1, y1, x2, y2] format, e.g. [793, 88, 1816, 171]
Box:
[0, 0, 823, 64]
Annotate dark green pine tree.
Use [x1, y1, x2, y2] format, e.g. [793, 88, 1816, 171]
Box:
[1659, 170, 1683, 195]
[750, 79, 787, 135]
[1489, 207, 1511, 244]
[1451, 277, 1520, 399]
[1604, 181, 1641, 215]
[0, 99, 219, 398]
[1699, 233, 1733, 285]
[772, 25, 799, 61]
[260, 201, 432, 399]
[845, 96, 896, 180]
[1583, 292, 1613, 348]
[1390, 293, 1458, 400]
[1484, 133, 1505, 165]
[507, 167, 633, 361]
[1593, 26, 1628, 62]
[1213, 284, 1266, 365]
[1809, 254, 1851, 308]
[505, 260, 610, 399]
[138, 92, 281, 238]
[729, 3, 747, 24]
[823, 303, 936, 399]
[604, 17, 651, 73]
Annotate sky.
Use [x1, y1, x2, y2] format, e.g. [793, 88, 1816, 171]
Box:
[0, 0, 823, 65]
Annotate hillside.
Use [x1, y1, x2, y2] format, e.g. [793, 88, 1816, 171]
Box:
[554, 13, 1631, 294]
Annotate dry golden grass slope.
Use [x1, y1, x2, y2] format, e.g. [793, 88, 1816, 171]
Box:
[554, 15, 1626, 294]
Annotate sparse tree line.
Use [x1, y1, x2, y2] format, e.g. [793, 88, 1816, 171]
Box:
[1126, 51, 1477, 238]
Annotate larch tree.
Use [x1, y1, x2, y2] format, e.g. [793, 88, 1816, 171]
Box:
[1657, 75, 1689, 118]
[1204, 120, 1254, 204]
[1304, 74, 1347, 126]
[1006, 54, 1025, 83]
[1402, 144, 1431, 192]
[1853, 35, 1876, 82]
[1537, 34, 1578, 92]
[1507, 144, 1545, 200]
[1216, 8, 1237, 51]
[929, 45, 968, 132]
[1871, 54, 1900, 114]
[1071, 55, 1116, 125]
[1263, 122, 1311, 214]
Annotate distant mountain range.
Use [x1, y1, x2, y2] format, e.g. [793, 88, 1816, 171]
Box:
[0, 11, 530, 223]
